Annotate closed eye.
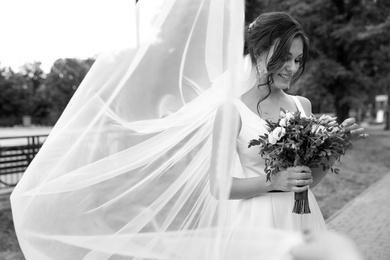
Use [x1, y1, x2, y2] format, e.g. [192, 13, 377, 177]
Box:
[283, 54, 303, 64]
[295, 54, 303, 63]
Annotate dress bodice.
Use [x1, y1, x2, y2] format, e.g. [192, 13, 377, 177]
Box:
[234, 96, 306, 178]
[231, 96, 326, 233]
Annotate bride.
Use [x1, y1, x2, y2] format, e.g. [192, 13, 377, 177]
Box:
[211, 11, 326, 232]
[210, 11, 365, 232]
[10, 0, 366, 259]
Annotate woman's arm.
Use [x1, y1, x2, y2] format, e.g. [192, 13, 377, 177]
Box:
[210, 102, 270, 199]
[228, 167, 313, 199]
[228, 176, 273, 199]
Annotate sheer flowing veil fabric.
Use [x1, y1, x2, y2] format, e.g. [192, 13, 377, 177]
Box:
[11, 0, 303, 259]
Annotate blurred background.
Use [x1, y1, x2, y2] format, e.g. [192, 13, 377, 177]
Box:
[0, 0, 389, 129]
[245, 0, 390, 128]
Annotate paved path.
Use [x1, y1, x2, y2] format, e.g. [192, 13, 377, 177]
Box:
[327, 172, 390, 260]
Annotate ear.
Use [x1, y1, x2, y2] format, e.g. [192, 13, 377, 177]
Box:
[256, 58, 267, 76]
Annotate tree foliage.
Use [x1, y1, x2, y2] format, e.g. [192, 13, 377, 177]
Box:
[0, 67, 19, 118]
[0, 62, 47, 119]
[245, 0, 390, 125]
[0, 58, 94, 126]
[1, 1, 389, 127]
[45, 58, 95, 121]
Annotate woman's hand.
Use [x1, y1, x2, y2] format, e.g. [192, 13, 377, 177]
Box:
[340, 118, 368, 140]
[270, 166, 313, 192]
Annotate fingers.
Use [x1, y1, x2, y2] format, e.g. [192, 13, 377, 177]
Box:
[341, 118, 358, 132]
[342, 123, 359, 133]
[290, 171, 312, 180]
[291, 178, 312, 192]
[349, 127, 364, 135]
[289, 166, 311, 173]
[340, 118, 369, 141]
[292, 185, 310, 193]
[348, 127, 369, 140]
[341, 118, 355, 127]
[296, 178, 313, 186]
[279, 167, 313, 192]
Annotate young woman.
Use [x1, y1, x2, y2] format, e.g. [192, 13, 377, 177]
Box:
[210, 12, 365, 232]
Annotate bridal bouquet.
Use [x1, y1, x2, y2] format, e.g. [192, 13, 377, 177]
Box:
[248, 109, 352, 214]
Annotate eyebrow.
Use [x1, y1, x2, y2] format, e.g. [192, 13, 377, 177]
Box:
[287, 53, 303, 57]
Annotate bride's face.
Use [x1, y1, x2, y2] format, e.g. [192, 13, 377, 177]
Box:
[271, 37, 304, 90]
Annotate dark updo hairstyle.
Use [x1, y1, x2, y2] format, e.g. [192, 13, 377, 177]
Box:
[243, 12, 309, 114]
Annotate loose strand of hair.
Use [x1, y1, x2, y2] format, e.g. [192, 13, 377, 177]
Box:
[256, 74, 274, 116]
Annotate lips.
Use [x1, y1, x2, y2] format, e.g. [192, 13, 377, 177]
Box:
[279, 74, 292, 80]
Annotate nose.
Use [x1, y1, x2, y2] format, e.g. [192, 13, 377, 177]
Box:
[286, 60, 298, 74]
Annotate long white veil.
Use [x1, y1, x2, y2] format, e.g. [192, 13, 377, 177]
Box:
[11, 0, 302, 259]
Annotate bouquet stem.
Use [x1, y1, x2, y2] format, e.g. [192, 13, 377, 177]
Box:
[293, 189, 311, 214]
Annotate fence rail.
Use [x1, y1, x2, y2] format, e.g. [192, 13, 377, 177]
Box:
[0, 135, 48, 188]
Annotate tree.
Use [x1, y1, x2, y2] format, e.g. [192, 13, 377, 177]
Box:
[45, 58, 95, 122]
[19, 62, 48, 118]
[357, 16, 390, 130]
[0, 63, 47, 122]
[306, 0, 390, 123]
[245, 0, 390, 124]
[0, 67, 18, 118]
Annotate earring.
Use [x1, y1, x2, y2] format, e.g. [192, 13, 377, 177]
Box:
[257, 69, 265, 78]
[256, 60, 265, 78]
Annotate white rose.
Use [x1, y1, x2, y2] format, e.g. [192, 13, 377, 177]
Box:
[280, 110, 287, 118]
[318, 114, 336, 124]
[279, 111, 294, 127]
[285, 112, 294, 121]
[279, 117, 288, 127]
[280, 110, 294, 119]
[268, 127, 286, 144]
[268, 132, 278, 144]
[330, 126, 341, 133]
[311, 124, 326, 135]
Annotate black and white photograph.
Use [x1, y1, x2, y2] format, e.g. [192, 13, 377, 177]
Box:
[0, 0, 389, 259]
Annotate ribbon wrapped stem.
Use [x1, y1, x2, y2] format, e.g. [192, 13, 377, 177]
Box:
[293, 189, 311, 214]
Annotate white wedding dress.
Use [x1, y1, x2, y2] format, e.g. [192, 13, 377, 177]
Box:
[233, 96, 327, 231]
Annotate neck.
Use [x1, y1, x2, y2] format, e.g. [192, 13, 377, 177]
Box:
[269, 87, 285, 97]
[256, 84, 285, 102]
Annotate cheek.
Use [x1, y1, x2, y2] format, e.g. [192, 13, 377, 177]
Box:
[277, 63, 288, 73]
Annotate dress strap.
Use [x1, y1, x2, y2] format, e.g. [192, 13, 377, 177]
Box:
[290, 95, 307, 117]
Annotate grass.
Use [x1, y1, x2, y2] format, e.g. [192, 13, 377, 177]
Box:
[0, 209, 25, 260]
[0, 124, 389, 259]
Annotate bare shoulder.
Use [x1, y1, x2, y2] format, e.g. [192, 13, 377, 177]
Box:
[295, 95, 312, 115]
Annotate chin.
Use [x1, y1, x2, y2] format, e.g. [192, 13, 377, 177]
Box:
[272, 82, 290, 90]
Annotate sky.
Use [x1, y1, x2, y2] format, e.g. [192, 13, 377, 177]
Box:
[0, 0, 136, 72]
